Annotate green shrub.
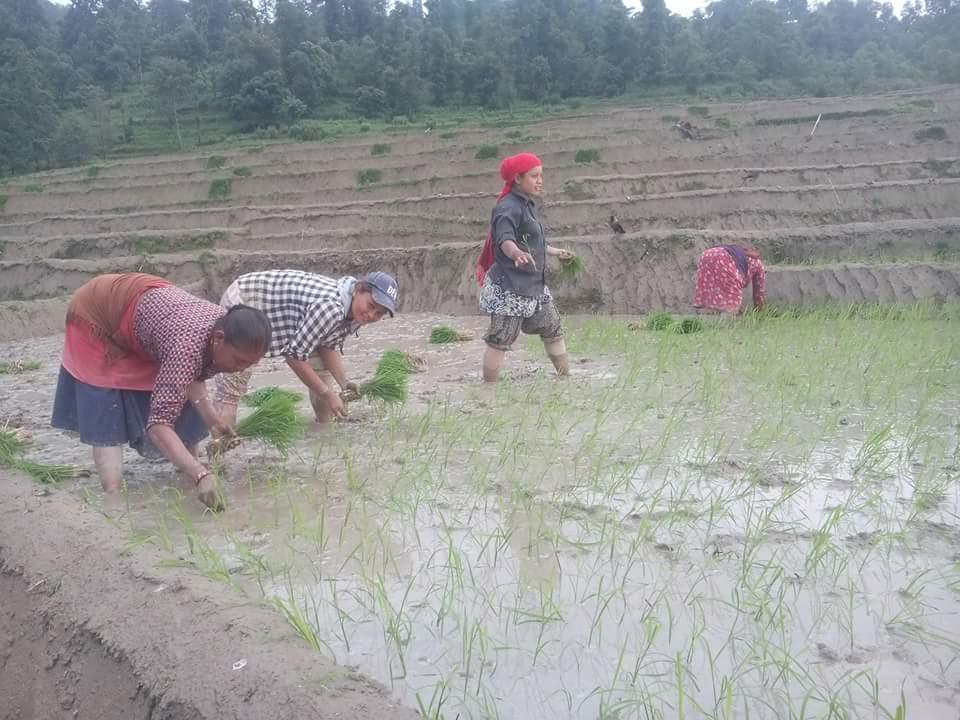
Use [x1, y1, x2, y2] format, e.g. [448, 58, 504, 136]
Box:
[86, 165, 104, 178]
[206, 155, 227, 169]
[208, 178, 232, 200]
[714, 117, 733, 128]
[575, 149, 600, 164]
[356, 168, 383, 186]
[914, 126, 947, 142]
[232, 166, 253, 177]
[505, 129, 523, 139]
[0, 195, 7, 212]
[371, 143, 392, 155]
[475, 144, 499, 160]
[439, 132, 459, 139]
[22, 184, 44, 193]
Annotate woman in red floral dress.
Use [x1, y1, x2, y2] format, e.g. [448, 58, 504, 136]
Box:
[693, 244, 766, 314]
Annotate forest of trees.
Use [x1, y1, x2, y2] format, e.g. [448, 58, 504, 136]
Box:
[1, 0, 958, 174]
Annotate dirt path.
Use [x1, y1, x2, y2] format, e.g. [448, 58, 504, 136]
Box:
[0, 471, 418, 720]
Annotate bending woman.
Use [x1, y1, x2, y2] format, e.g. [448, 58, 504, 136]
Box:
[475, 152, 575, 382]
[51, 273, 270, 509]
[693, 244, 766, 314]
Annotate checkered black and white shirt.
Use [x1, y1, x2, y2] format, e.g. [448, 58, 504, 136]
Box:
[235, 270, 359, 360]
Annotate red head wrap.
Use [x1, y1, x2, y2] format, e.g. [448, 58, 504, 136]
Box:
[475, 152, 542, 284]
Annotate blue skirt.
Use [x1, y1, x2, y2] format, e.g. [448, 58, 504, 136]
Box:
[51, 366, 208, 458]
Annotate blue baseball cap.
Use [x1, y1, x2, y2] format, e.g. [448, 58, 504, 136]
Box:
[363, 271, 399, 316]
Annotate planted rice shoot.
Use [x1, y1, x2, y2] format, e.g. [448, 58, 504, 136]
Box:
[558, 254, 585, 281]
[243, 386, 304, 408]
[235, 393, 306, 452]
[430, 326, 474, 344]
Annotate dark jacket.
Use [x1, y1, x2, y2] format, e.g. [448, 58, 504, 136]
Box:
[486, 190, 546, 297]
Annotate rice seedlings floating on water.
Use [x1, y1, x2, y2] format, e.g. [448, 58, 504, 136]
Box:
[558, 254, 585, 281]
[646, 311, 675, 330]
[243, 386, 304, 408]
[234, 393, 307, 452]
[430, 326, 474, 344]
[674, 318, 704, 334]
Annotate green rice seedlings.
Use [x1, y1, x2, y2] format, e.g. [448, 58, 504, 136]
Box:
[234, 393, 307, 452]
[242, 386, 304, 408]
[0, 427, 83, 483]
[645, 311, 675, 330]
[354, 350, 411, 403]
[430, 326, 474, 344]
[558, 254, 585, 281]
[674, 318, 704, 334]
[0, 359, 41, 374]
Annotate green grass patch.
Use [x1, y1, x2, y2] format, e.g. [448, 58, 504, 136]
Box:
[206, 155, 227, 169]
[232, 166, 253, 177]
[371, 143, 393, 156]
[914, 126, 947, 142]
[208, 178, 232, 200]
[475, 144, 499, 160]
[714, 117, 733, 128]
[0, 195, 7, 212]
[505, 129, 523, 139]
[646, 311, 675, 330]
[131, 231, 221, 255]
[688, 105, 710, 117]
[756, 108, 892, 126]
[439, 131, 459, 139]
[356, 168, 383, 186]
[22, 184, 44, 193]
[86, 165, 104, 178]
[575, 149, 600, 164]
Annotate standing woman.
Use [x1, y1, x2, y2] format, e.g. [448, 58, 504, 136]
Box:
[475, 152, 575, 382]
[51, 273, 271, 509]
[693, 244, 766, 314]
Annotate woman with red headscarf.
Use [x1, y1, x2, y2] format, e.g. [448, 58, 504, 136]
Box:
[475, 152, 577, 382]
[693, 244, 766, 314]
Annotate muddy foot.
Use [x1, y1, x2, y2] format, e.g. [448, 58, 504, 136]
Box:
[197, 474, 225, 512]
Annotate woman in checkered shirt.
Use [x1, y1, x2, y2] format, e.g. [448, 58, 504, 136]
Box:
[214, 269, 398, 424]
[51, 273, 271, 510]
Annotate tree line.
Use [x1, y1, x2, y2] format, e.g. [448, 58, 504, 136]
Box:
[1, 0, 958, 174]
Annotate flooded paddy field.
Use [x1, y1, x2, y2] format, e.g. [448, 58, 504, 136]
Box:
[4, 308, 958, 719]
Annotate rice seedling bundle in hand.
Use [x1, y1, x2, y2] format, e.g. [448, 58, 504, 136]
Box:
[242, 386, 304, 408]
[234, 393, 306, 452]
[646, 312, 675, 331]
[558, 254, 585, 281]
[430, 326, 473, 344]
[354, 351, 410, 403]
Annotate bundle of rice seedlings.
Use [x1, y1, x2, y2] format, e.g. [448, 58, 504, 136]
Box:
[430, 326, 473, 344]
[234, 393, 306, 452]
[242, 386, 304, 408]
[558, 254, 585, 281]
[11, 458, 84, 484]
[355, 351, 410, 403]
[674, 318, 704, 334]
[0, 427, 83, 483]
[646, 312, 675, 331]
[0, 427, 29, 458]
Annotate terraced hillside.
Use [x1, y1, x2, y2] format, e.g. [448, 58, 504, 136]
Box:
[2, 87, 959, 340]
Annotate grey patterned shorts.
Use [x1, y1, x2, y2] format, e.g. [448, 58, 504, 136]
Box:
[483, 302, 563, 351]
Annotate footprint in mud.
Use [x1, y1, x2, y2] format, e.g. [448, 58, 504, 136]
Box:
[815, 642, 875, 665]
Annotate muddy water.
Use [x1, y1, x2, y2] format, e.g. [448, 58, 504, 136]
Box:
[3, 312, 959, 720]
